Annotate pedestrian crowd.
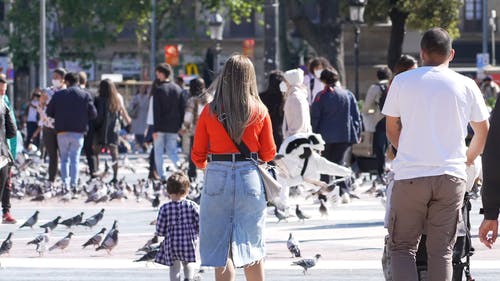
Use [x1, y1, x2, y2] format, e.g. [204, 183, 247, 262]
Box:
[1, 27, 500, 281]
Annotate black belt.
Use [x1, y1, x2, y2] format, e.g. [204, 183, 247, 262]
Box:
[207, 153, 258, 162]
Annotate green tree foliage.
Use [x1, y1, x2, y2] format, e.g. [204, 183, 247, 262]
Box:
[364, 0, 462, 69]
[3, 0, 263, 69]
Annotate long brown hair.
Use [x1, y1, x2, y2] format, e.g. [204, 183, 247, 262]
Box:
[98, 79, 121, 113]
[210, 55, 267, 143]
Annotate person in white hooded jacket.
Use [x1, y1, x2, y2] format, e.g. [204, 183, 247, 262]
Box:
[281, 68, 312, 139]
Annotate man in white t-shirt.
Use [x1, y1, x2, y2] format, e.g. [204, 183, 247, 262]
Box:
[383, 28, 490, 281]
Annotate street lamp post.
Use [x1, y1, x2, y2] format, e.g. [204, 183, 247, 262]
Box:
[348, 0, 367, 100]
[209, 13, 224, 74]
[491, 9, 497, 66]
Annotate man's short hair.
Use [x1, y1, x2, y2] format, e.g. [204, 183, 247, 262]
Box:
[78, 71, 88, 85]
[54, 68, 67, 78]
[155, 63, 172, 78]
[376, 66, 392, 81]
[420, 27, 452, 57]
[64, 72, 79, 86]
[0, 73, 7, 84]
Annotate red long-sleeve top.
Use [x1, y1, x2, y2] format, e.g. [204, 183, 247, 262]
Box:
[191, 105, 276, 169]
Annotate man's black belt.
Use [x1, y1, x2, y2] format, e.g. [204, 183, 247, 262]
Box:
[207, 153, 258, 162]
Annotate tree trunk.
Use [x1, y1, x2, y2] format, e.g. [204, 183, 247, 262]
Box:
[285, 0, 345, 84]
[387, 7, 409, 71]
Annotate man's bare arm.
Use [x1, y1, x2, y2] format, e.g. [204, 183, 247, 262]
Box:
[386, 116, 402, 149]
[467, 119, 490, 165]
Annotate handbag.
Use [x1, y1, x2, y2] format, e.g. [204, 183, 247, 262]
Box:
[352, 131, 374, 158]
[219, 117, 283, 206]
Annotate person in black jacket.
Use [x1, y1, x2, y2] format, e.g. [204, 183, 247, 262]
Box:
[152, 63, 185, 181]
[259, 70, 285, 149]
[93, 79, 131, 183]
[479, 101, 500, 249]
[0, 76, 17, 223]
[46, 72, 97, 188]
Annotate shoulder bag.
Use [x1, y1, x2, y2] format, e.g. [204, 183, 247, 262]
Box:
[219, 116, 282, 206]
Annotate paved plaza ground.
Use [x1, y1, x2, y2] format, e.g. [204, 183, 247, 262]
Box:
[1, 154, 499, 280]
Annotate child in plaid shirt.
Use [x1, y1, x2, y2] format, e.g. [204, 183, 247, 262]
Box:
[155, 172, 200, 281]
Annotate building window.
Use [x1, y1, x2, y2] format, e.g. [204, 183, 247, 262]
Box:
[463, 0, 483, 32]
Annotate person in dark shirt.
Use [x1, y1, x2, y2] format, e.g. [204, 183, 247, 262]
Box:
[46, 72, 97, 188]
[479, 100, 500, 249]
[152, 63, 185, 181]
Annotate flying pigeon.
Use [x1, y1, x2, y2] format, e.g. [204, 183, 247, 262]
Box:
[60, 212, 84, 228]
[96, 229, 119, 254]
[82, 227, 107, 249]
[295, 205, 310, 222]
[319, 199, 328, 218]
[287, 233, 301, 258]
[292, 254, 321, 274]
[27, 228, 50, 256]
[40, 216, 61, 231]
[19, 210, 40, 229]
[0, 232, 13, 256]
[49, 232, 74, 252]
[78, 208, 105, 228]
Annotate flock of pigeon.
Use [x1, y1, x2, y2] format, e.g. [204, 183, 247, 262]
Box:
[1, 154, 333, 274]
[0, 209, 121, 258]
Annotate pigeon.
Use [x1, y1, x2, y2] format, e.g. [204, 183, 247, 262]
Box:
[78, 208, 105, 228]
[274, 206, 289, 223]
[19, 210, 40, 229]
[60, 212, 84, 228]
[287, 233, 301, 258]
[295, 205, 310, 222]
[0, 232, 13, 256]
[27, 228, 50, 256]
[134, 247, 159, 262]
[137, 235, 159, 252]
[40, 216, 61, 231]
[96, 229, 119, 254]
[292, 254, 321, 274]
[49, 232, 74, 251]
[152, 194, 160, 209]
[319, 199, 328, 218]
[82, 227, 107, 249]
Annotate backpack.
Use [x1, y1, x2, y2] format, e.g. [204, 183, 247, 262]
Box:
[377, 83, 388, 111]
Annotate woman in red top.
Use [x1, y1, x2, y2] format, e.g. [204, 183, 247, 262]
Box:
[192, 55, 276, 281]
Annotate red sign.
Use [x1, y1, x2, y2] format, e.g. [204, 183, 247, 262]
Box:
[164, 45, 179, 66]
[242, 39, 255, 59]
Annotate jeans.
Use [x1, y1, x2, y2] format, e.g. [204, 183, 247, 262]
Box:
[320, 142, 352, 195]
[153, 132, 179, 180]
[373, 118, 388, 177]
[0, 166, 11, 214]
[57, 132, 84, 186]
[43, 127, 58, 182]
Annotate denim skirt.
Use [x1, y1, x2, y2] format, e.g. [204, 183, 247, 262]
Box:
[199, 160, 267, 268]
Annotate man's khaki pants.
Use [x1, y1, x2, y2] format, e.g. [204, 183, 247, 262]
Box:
[388, 174, 465, 281]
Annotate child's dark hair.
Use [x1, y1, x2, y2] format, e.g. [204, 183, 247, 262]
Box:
[166, 172, 191, 195]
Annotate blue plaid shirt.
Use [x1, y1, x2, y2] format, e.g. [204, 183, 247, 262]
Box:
[155, 199, 200, 266]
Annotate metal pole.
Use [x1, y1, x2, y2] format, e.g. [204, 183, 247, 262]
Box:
[264, 0, 279, 78]
[40, 0, 47, 88]
[491, 10, 497, 66]
[483, 0, 489, 55]
[150, 0, 156, 81]
[354, 25, 360, 100]
[214, 41, 221, 74]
